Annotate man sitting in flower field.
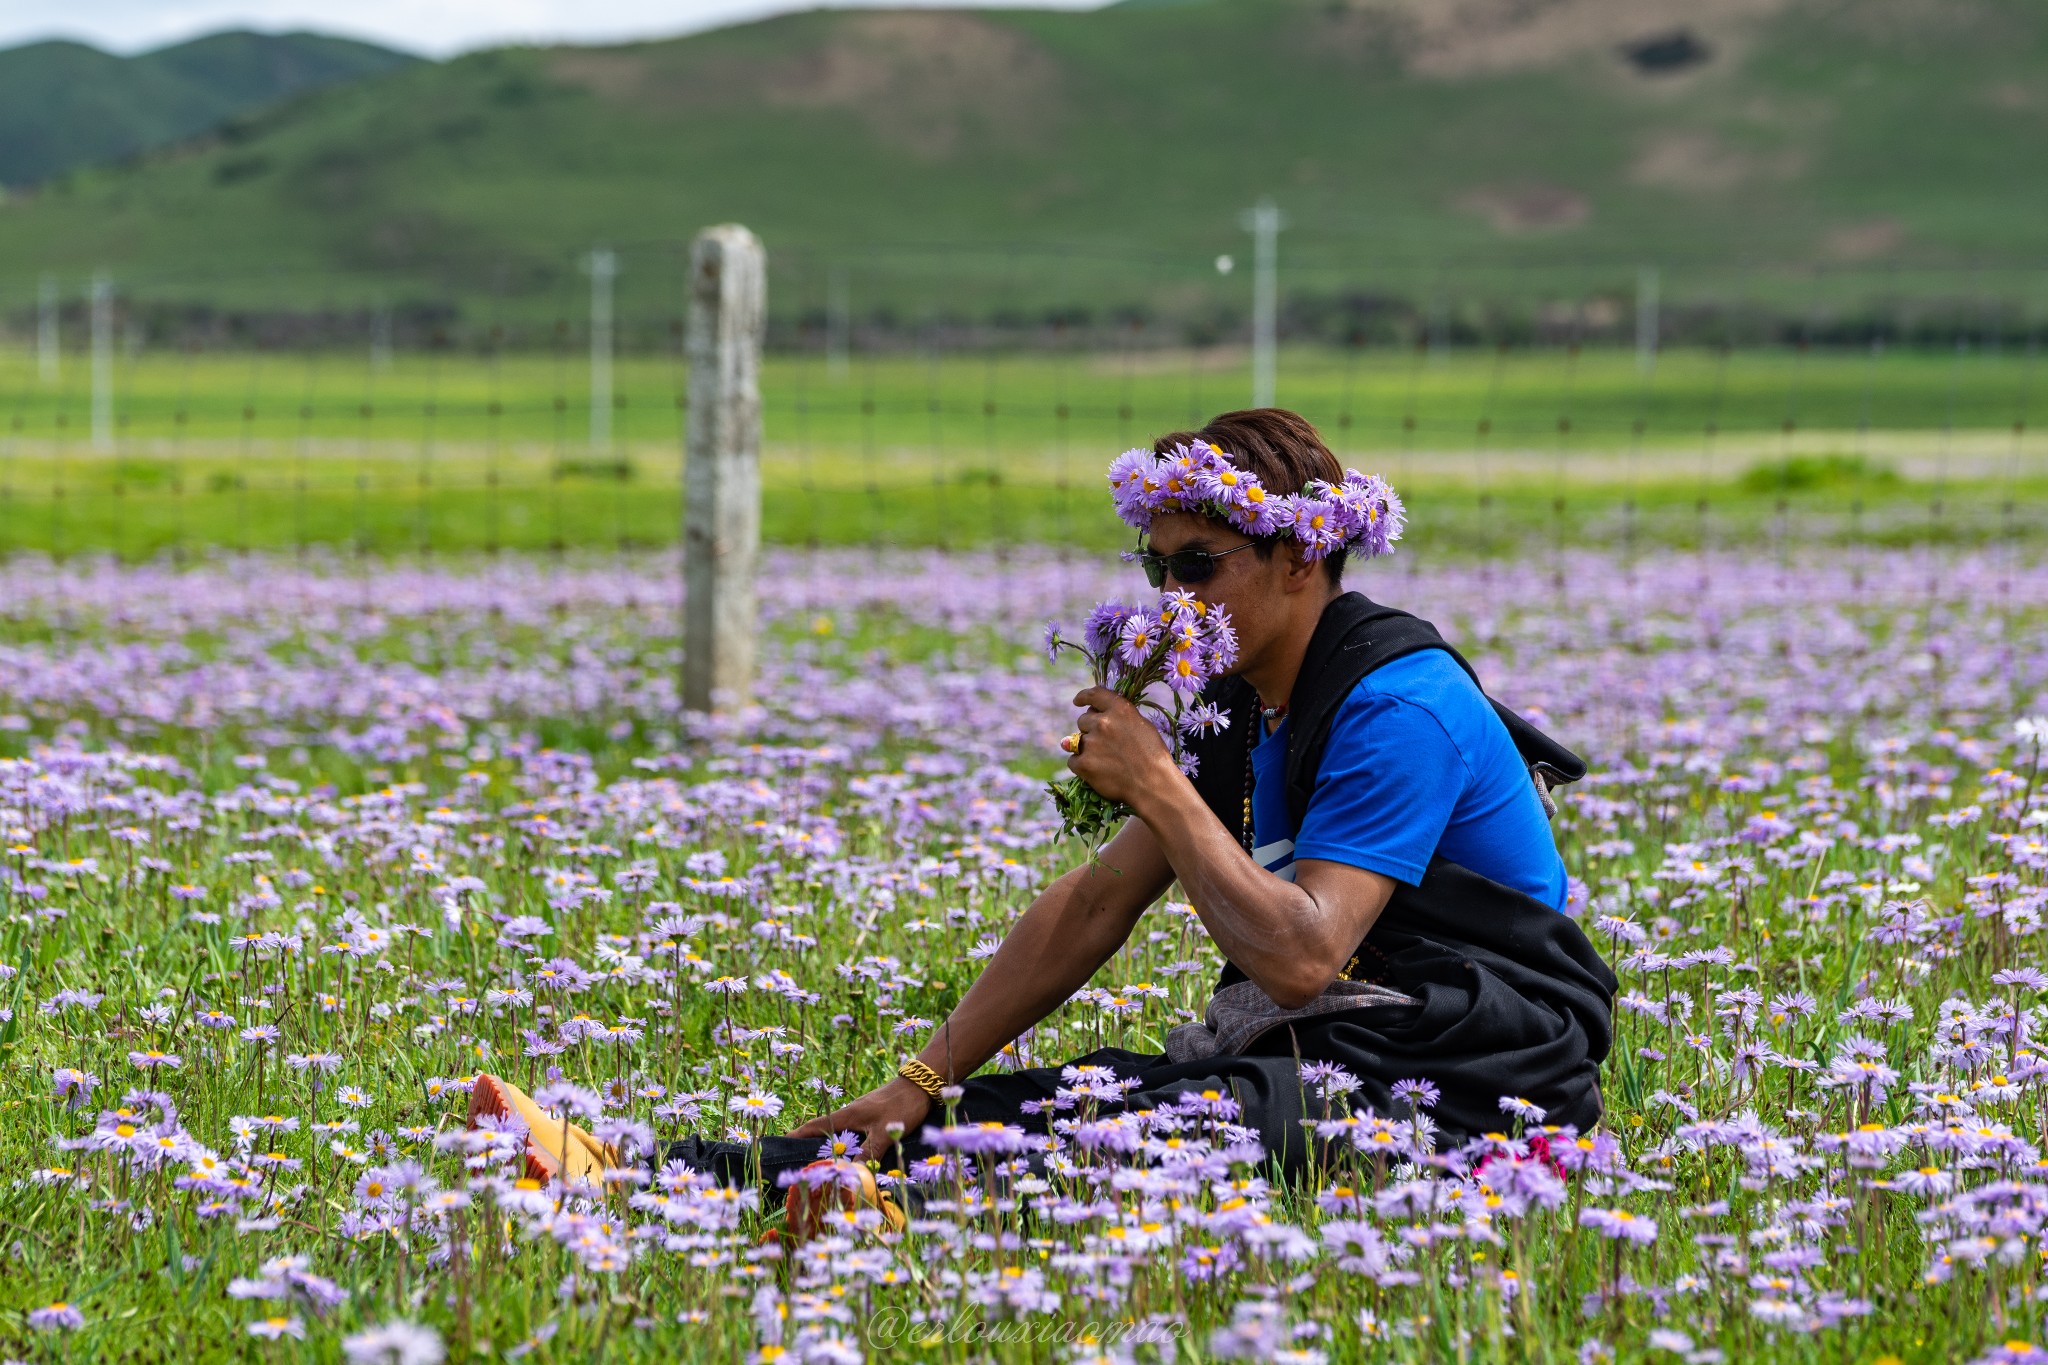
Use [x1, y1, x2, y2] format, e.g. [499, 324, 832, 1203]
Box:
[794, 409, 1613, 1146]
[473, 407, 1615, 1223]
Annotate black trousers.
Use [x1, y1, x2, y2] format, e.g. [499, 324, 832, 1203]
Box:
[664, 1045, 1342, 1199]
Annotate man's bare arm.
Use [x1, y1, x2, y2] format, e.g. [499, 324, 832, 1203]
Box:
[789, 816, 1173, 1154]
[915, 818, 1173, 1079]
[1140, 799, 1395, 1008]
[1068, 687, 1395, 1009]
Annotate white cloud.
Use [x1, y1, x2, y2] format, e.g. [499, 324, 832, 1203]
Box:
[0, 0, 1104, 58]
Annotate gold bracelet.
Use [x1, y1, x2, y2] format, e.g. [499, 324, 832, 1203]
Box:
[897, 1057, 946, 1098]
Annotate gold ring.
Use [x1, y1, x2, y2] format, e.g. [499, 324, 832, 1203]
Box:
[1061, 732, 1083, 755]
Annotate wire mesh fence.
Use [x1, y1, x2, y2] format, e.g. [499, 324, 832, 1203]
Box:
[2, 244, 2043, 587]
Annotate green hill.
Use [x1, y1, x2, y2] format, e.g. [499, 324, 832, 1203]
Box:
[4, 0, 2047, 332]
[0, 30, 418, 188]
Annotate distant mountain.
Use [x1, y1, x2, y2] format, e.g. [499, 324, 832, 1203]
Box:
[0, 29, 419, 187]
[3, 0, 2046, 327]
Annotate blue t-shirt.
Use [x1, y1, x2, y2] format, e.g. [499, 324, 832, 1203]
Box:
[1249, 650, 1568, 911]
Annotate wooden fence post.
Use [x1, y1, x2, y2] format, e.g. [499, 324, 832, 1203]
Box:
[683, 225, 766, 713]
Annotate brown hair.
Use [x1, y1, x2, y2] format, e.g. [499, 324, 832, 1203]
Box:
[1150, 407, 1348, 583]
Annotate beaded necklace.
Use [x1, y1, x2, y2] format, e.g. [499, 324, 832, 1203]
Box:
[1238, 698, 1287, 855]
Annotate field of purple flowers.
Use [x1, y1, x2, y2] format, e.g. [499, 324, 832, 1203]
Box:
[0, 543, 2045, 1364]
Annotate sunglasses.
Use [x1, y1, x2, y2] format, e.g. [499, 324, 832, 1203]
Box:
[1136, 541, 1258, 588]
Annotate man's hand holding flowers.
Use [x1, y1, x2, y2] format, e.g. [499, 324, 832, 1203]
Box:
[1042, 591, 1237, 844]
[1066, 685, 1181, 809]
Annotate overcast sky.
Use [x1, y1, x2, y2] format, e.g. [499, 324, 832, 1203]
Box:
[0, 0, 1103, 57]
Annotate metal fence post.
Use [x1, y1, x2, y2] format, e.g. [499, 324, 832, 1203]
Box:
[38, 273, 59, 384]
[1636, 265, 1661, 374]
[683, 224, 766, 713]
[586, 246, 618, 454]
[91, 271, 115, 452]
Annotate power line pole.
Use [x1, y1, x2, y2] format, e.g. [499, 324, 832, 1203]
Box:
[90, 271, 114, 452]
[1637, 265, 1660, 375]
[37, 273, 59, 384]
[1239, 198, 1287, 408]
[585, 246, 618, 453]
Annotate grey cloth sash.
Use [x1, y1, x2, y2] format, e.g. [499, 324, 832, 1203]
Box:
[1164, 977, 1417, 1064]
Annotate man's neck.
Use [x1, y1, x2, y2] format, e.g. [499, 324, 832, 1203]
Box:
[1240, 587, 1341, 714]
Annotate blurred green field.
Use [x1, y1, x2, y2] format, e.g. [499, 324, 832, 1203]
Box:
[2, 342, 2041, 557]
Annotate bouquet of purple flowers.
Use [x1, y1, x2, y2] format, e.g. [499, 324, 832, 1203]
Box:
[1043, 590, 1239, 845]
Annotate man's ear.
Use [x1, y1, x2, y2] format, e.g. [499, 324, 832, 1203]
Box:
[1281, 541, 1321, 593]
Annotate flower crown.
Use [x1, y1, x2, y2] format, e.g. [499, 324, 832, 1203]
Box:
[1107, 441, 1405, 562]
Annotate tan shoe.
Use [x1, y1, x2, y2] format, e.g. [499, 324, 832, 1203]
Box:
[467, 1072, 619, 1185]
[783, 1159, 907, 1242]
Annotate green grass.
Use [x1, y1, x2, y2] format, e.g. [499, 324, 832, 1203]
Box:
[4, 0, 2048, 327]
[0, 545, 2042, 1360]
[9, 340, 2042, 453]
[2, 341, 2042, 558]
